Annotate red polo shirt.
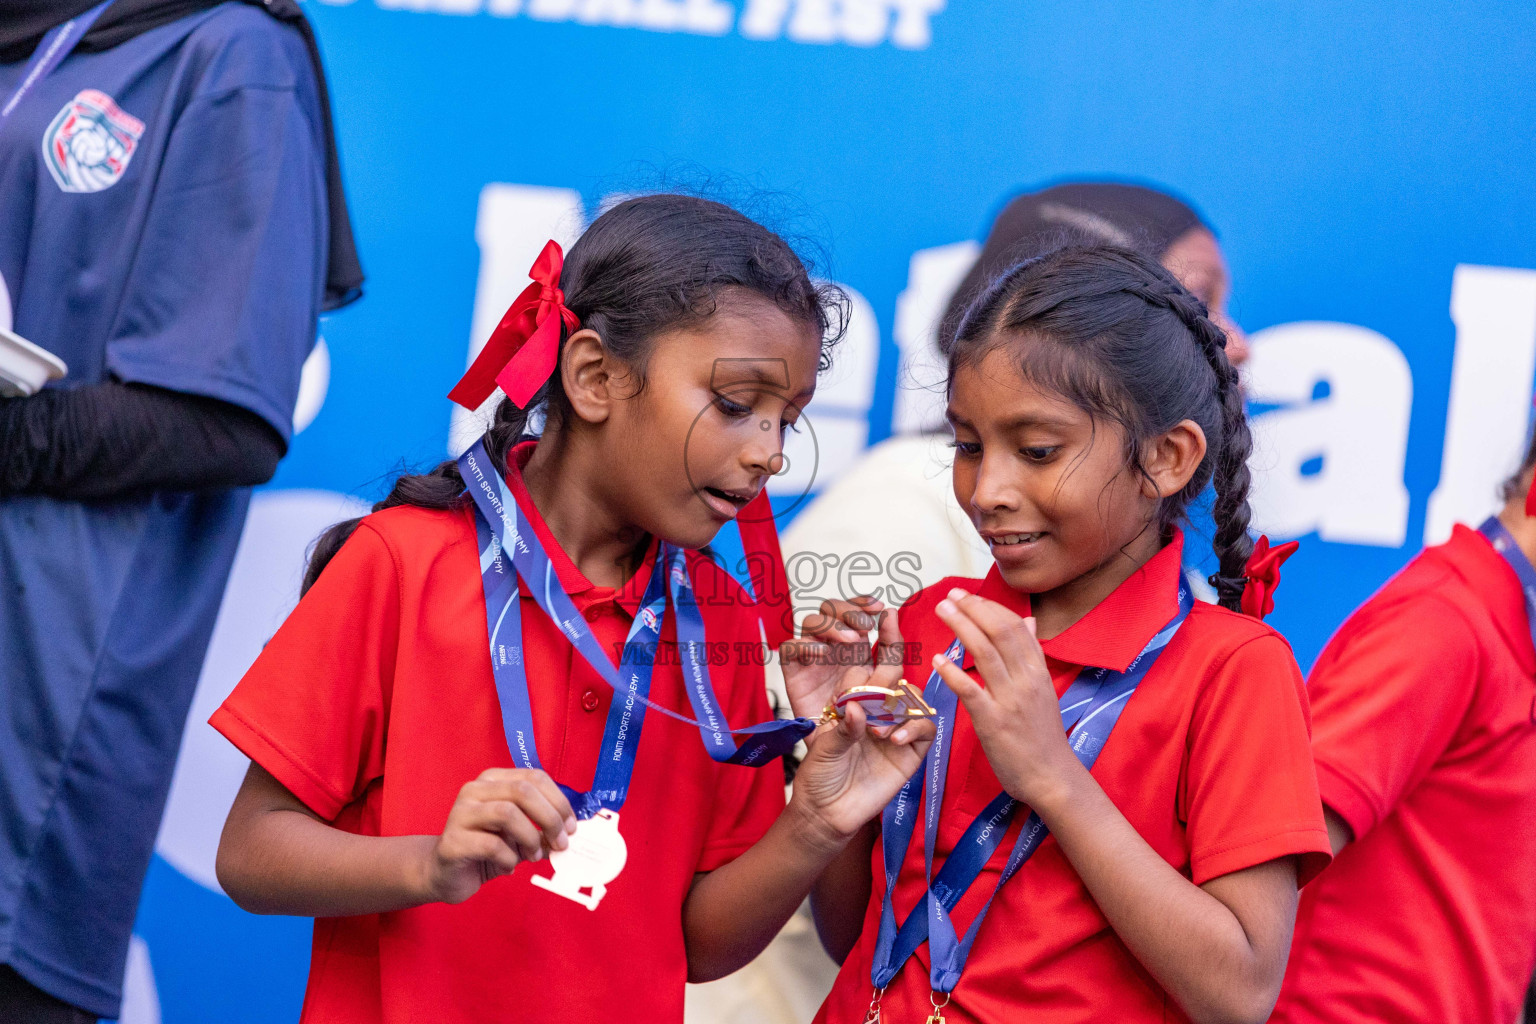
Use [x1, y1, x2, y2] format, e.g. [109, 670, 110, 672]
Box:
[1272, 524, 1536, 1024]
[211, 444, 785, 1024]
[815, 532, 1331, 1024]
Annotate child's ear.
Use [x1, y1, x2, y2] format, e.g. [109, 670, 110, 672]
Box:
[560, 328, 617, 425]
[1140, 419, 1208, 500]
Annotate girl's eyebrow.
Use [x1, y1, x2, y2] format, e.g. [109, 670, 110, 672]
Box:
[947, 409, 1075, 432]
[714, 364, 815, 405]
[997, 413, 1076, 431]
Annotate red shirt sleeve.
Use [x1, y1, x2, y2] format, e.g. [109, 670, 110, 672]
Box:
[1182, 632, 1332, 886]
[1305, 593, 1478, 842]
[696, 605, 788, 872]
[210, 522, 400, 820]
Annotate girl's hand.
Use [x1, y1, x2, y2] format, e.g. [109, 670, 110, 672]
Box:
[422, 768, 578, 905]
[930, 588, 1084, 810]
[790, 614, 934, 844]
[780, 595, 889, 719]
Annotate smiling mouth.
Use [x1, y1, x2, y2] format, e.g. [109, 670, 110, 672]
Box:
[987, 531, 1047, 547]
[699, 485, 756, 519]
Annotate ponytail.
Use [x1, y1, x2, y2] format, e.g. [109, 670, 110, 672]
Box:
[301, 399, 530, 595]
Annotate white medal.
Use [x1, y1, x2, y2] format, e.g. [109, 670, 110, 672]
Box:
[531, 808, 628, 911]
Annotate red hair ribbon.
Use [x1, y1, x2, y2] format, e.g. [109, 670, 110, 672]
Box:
[447, 239, 796, 649]
[737, 493, 795, 648]
[1240, 535, 1300, 620]
[448, 240, 581, 411]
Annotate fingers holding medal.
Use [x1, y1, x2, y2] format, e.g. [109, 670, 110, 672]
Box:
[790, 615, 937, 839]
[425, 767, 579, 905]
[816, 609, 934, 739]
[780, 594, 888, 718]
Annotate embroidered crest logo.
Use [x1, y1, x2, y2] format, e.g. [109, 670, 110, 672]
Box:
[42, 89, 144, 194]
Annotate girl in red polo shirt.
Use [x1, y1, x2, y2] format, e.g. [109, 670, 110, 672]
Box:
[209, 195, 933, 1024]
[805, 244, 1332, 1024]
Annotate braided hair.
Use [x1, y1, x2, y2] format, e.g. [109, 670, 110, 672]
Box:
[949, 244, 1254, 611]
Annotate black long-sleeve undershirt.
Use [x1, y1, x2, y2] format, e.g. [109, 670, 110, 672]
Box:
[0, 381, 285, 500]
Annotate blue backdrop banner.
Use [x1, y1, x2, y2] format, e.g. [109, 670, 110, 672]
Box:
[122, 3, 1536, 1021]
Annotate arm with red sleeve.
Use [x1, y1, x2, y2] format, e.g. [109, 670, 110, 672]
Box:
[1036, 632, 1333, 1024]
[212, 523, 396, 823]
[211, 522, 420, 914]
[213, 522, 582, 917]
[1304, 594, 1478, 849]
[680, 593, 837, 982]
[930, 589, 1334, 1024]
[1182, 633, 1333, 890]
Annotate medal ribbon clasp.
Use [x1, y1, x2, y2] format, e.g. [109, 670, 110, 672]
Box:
[819, 680, 938, 728]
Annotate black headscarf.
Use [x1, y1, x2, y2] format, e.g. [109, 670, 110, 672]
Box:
[1, 0, 363, 310]
[939, 182, 1206, 351]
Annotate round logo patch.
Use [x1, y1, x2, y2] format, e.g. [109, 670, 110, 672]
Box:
[42, 89, 144, 194]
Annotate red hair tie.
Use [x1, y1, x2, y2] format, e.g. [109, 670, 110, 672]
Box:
[448, 240, 581, 411]
[1240, 535, 1299, 620]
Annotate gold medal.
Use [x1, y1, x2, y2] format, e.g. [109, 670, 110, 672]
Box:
[819, 679, 938, 728]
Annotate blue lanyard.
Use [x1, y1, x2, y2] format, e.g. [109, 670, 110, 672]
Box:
[473, 506, 664, 818]
[1, 0, 116, 123]
[871, 579, 1194, 995]
[459, 441, 816, 806]
[1478, 517, 1536, 652]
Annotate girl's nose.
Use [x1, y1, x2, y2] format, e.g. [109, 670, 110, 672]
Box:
[742, 419, 785, 478]
[969, 452, 1021, 513]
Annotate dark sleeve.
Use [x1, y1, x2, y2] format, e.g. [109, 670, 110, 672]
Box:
[0, 381, 285, 500]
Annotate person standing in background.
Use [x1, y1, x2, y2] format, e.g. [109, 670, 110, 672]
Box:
[1270, 441, 1536, 1024]
[778, 181, 1250, 614]
[0, 2, 361, 1019]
